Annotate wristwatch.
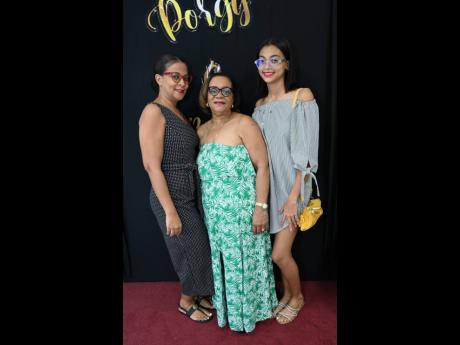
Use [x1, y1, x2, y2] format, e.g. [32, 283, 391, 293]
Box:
[255, 202, 268, 209]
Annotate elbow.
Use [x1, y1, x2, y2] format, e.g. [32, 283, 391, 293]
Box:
[143, 162, 152, 173]
[143, 161, 160, 174]
[255, 161, 269, 174]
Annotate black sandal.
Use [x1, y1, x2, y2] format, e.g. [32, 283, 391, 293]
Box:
[195, 296, 215, 311]
[178, 303, 213, 323]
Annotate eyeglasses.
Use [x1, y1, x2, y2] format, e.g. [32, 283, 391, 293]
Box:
[254, 57, 287, 69]
[208, 86, 233, 97]
[162, 72, 192, 84]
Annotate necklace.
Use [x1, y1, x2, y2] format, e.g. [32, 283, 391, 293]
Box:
[263, 95, 283, 114]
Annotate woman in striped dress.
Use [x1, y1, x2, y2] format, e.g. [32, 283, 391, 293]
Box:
[252, 38, 320, 324]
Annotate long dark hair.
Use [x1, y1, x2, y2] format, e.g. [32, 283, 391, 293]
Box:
[255, 38, 298, 99]
[151, 54, 191, 96]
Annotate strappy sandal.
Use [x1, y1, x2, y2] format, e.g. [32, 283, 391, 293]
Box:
[272, 302, 288, 317]
[178, 303, 213, 323]
[276, 299, 305, 324]
[195, 296, 215, 311]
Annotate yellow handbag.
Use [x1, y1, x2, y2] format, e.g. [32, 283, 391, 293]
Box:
[298, 174, 323, 231]
[298, 197, 323, 231]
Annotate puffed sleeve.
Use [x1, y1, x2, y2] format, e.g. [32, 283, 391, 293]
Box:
[290, 99, 320, 202]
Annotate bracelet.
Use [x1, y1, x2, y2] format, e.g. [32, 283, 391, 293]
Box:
[255, 202, 268, 209]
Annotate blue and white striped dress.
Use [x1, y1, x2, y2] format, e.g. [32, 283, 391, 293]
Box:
[252, 98, 320, 234]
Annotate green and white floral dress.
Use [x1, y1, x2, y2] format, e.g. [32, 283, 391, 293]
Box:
[197, 143, 278, 333]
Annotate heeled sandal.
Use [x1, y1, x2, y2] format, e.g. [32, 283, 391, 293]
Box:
[272, 302, 288, 317]
[276, 298, 304, 324]
[178, 303, 213, 323]
[195, 296, 215, 311]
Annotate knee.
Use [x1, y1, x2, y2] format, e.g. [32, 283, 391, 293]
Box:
[272, 252, 289, 267]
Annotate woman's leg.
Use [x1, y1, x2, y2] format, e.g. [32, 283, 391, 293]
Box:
[271, 226, 304, 322]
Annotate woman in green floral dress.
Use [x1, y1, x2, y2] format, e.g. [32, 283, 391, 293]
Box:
[196, 70, 278, 333]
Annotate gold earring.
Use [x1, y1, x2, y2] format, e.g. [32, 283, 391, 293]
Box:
[206, 102, 209, 107]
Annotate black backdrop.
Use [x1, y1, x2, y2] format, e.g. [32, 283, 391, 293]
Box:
[123, 0, 337, 281]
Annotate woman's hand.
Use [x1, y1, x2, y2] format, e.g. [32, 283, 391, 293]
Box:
[166, 211, 182, 237]
[279, 198, 299, 232]
[252, 207, 268, 235]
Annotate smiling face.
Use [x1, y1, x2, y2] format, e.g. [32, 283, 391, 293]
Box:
[155, 61, 190, 101]
[207, 75, 234, 114]
[257, 44, 289, 85]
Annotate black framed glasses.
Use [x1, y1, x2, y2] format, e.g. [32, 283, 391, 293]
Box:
[254, 56, 287, 69]
[163, 72, 192, 84]
[208, 86, 233, 97]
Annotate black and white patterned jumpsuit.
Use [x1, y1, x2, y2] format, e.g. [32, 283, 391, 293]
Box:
[149, 102, 214, 296]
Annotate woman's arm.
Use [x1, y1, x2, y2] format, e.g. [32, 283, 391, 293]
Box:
[239, 115, 269, 235]
[139, 104, 182, 236]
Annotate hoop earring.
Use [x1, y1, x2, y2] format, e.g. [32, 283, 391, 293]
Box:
[206, 102, 209, 107]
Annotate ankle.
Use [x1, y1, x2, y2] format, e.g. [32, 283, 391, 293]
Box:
[180, 297, 194, 308]
[291, 294, 303, 300]
[281, 294, 292, 302]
